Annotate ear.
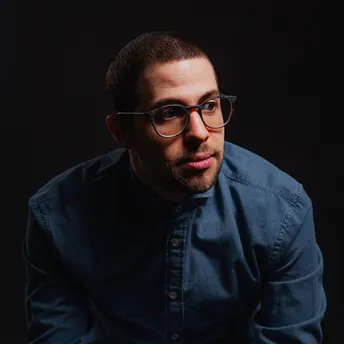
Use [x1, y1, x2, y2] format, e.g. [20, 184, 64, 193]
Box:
[106, 113, 133, 148]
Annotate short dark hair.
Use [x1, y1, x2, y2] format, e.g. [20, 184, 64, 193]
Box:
[105, 31, 211, 114]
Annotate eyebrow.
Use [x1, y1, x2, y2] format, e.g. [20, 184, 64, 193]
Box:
[148, 89, 220, 111]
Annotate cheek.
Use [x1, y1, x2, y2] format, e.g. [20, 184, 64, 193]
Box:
[133, 118, 184, 164]
[132, 120, 157, 151]
[162, 140, 185, 163]
[133, 130, 167, 162]
[139, 136, 183, 166]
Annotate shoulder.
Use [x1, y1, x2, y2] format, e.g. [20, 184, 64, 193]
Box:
[28, 148, 129, 214]
[220, 141, 309, 206]
[219, 142, 313, 269]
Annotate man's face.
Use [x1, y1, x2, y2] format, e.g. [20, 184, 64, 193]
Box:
[129, 57, 225, 200]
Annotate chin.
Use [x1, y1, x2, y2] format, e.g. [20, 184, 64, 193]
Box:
[179, 170, 219, 194]
[171, 157, 222, 194]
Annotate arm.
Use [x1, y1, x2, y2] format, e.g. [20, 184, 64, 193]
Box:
[254, 187, 327, 343]
[23, 203, 103, 344]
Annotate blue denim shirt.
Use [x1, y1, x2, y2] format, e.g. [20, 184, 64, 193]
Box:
[23, 141, 326, 344]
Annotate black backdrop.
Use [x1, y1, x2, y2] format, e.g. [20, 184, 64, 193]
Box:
[2, 2, 340, 343]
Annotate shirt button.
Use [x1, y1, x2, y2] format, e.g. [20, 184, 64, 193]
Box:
[168, 291, 178, 300]
[170, 238, 181, 247]
[171, 333, 179, 340]
[175, 205, 182, 212]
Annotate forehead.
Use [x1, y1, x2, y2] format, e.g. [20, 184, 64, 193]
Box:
[139, 58, 218, 105]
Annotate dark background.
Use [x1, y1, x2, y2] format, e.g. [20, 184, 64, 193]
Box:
[2, 1, 340, 343]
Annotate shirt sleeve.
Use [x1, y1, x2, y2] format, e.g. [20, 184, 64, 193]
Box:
[254, 186, 327, 343]
[23, 203, 104, 344]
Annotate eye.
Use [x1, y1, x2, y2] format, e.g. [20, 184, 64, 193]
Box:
[163, 107, 178, 119]
[155, 106, 186, 122]
[202, 100, 217, 112]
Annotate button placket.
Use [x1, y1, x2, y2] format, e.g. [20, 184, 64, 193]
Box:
[165, 214, 188, 343]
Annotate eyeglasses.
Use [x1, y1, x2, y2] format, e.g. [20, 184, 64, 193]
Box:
[116, 94, 236, 138]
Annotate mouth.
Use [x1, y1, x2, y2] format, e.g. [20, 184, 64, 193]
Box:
[182, 154, 214, 170]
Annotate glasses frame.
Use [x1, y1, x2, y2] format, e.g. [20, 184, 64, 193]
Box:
[116, 94, 237, 138]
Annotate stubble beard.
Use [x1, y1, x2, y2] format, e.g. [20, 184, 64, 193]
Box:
[130, 145, 224, 200]
[156, 151, 224, 196]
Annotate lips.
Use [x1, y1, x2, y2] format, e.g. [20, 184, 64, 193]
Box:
[187, 153, 213, 162]
[183, 154, 214, 170]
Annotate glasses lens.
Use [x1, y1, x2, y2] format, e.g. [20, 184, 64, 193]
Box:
[153, 105, 188, 137]
[202, 97, 232, 128]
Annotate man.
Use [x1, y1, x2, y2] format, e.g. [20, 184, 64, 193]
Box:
[23, 31, 326, 343]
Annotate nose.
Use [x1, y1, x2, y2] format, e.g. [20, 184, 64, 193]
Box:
[184, 108, 210, 142]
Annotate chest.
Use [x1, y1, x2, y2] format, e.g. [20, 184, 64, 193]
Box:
[56, 208, 262, 329]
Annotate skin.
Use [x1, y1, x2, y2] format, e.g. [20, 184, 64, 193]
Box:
[106, 57, 225, 202]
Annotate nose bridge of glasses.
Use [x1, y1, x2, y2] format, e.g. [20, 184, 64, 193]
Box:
[186, 104, 202, 116]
